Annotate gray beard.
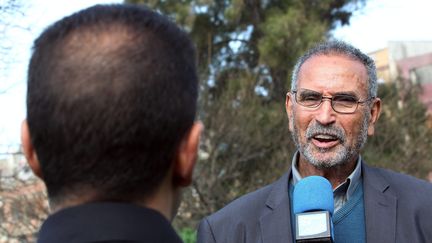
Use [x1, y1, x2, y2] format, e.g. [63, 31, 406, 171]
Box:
[290, 110, 369, 169]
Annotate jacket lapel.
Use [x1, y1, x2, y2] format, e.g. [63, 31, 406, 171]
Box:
[259, 172, 294, 243]
[362, 163, 397, 243]
[260, 162, 397, 243]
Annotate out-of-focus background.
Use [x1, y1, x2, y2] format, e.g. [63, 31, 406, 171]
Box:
[1, 0, 432, 242]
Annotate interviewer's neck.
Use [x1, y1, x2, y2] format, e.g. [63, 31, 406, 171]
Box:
[143, 174, 179, 221]
[49, 177, 177, 222]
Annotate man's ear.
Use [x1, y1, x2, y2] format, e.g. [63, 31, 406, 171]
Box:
[173, 121, 203, 187]
[21, 120, 43, 179]
[286, 93, 294, 133]
[367, 98, 382, 136]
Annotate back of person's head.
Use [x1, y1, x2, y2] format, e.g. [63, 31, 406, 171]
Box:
[24, 4, 199, 206]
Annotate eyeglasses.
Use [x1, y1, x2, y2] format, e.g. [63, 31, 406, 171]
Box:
[290, 88, 374, 114]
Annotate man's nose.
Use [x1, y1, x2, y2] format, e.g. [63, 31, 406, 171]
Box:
[314, 98, 336, 125]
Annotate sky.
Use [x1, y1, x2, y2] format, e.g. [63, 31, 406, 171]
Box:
[333, 0, 432, 53]
[1, 0, 432, 152]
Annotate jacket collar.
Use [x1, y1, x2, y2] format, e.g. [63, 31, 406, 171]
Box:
[259, 171, 295, 243]
[258, 161, 398, 243]
[362, 162, 397, 243]
[38, 202, 182, 243]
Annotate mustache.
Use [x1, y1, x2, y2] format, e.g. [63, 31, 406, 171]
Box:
[305, 122, 346, 143]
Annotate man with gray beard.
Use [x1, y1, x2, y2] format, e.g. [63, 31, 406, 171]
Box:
[197, 41, 432, 243]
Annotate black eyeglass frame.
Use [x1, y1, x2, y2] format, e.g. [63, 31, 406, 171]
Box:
[289, 90, 376, 114]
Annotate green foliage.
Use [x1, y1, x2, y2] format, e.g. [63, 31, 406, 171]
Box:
[126, 0, 366, 229]
[364, 82, 432, 178]
[178, 228, 196, 243]
[259, 4, 326, 71]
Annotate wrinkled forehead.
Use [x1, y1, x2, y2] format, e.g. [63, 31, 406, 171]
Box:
[297, 54, 369, 95]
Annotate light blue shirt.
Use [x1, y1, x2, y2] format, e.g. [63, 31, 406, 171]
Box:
[290, 151, 362, 212]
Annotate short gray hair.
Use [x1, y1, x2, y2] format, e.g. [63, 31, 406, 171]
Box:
[291, 41, 378, 98]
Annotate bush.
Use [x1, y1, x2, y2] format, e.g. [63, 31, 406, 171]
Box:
[178, 227, 196, 243]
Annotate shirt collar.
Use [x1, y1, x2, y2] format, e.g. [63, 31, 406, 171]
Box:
[37, 202, 183, 243]
[290, 150, 362, 200]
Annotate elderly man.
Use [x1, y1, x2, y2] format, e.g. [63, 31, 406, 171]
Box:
[197, 41, 432, 243]
[21, 4, 202, 243]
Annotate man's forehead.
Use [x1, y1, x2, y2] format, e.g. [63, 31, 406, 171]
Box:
[300, 53, 366, 71]
[297, 54, 369, 94]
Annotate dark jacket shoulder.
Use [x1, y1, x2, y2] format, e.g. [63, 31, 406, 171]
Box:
[198, 173, 291, 243]
[365, 164, 432, 198]
[363, 163, 432, 242]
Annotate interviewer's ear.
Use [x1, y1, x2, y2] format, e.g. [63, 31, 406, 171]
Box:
[21, 120, 43, 179]
[173, 121, 203, 187]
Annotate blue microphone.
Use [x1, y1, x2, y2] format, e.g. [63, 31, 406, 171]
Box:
[293, 176, 334, 243]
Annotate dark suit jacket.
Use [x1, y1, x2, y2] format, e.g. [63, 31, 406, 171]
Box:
[197, 162, 432, 243]
[37, 202, 183, 243]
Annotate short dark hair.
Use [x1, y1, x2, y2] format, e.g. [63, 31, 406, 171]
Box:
[27, 4, 198, 204]
[291, 40, 378, 98]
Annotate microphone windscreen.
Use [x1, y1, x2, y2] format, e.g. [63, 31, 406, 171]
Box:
[293, 176, 334, 215]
